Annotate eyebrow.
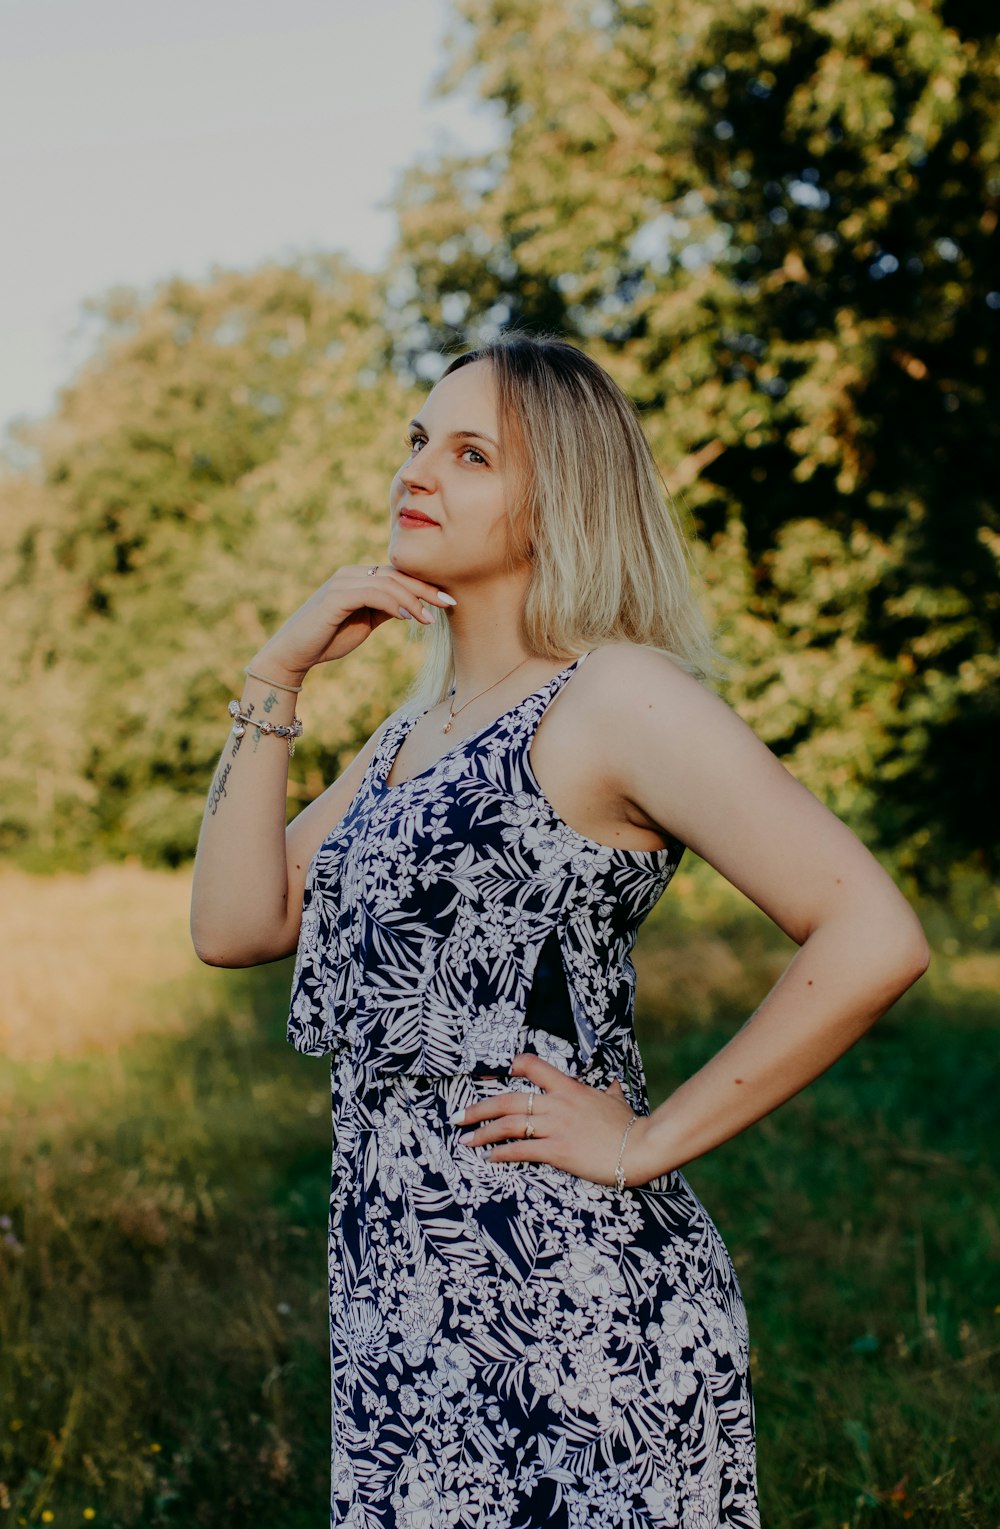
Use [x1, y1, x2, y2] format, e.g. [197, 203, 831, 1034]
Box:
[409, 419, 499, 450]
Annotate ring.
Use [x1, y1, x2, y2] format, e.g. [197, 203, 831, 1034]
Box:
[526, 1093, 534, 1116]
[367, 565, 379, 576]
[524, 1117, 535, 1139]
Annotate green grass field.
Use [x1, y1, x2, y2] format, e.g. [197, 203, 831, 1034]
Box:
[1, 868, 997, 1527]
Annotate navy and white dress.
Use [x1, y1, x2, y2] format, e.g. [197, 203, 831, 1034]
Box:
[288, 651, 759, 1528]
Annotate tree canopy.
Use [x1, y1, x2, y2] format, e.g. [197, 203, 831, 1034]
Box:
[2, 0, 996, 894]
[1, 258, 424, 866]
[388, 0, 999, 889]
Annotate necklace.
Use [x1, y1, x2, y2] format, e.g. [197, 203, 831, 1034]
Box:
[441, 657, 533, 734]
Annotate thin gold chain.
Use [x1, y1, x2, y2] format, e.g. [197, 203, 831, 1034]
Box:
[441, 657, 533, 734]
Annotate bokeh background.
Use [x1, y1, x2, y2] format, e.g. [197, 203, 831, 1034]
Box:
[1, 1, 997, 1525]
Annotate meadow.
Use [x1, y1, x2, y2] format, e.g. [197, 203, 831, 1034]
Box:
[0, 863, 997, 1528]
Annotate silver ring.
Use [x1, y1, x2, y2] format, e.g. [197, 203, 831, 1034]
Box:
[367, 564, 379, 576]
[524, 1117, 535, 1139]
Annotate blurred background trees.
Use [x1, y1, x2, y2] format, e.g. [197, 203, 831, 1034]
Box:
[2, 0, 997, 894]
[1, 258, 424, 866]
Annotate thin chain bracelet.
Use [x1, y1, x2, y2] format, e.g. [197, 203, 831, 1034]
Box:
[228, 700, 303, 756]
[614, 1114, 638, 1193]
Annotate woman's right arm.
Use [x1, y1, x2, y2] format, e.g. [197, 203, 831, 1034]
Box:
[189, 563, 456, 968]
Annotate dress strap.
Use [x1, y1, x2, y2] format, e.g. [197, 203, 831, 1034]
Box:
[532, 650, 591, 712]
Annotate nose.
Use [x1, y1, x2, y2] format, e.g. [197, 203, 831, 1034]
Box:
[397, 464, 434, 495]
[398, 456, 435, 493]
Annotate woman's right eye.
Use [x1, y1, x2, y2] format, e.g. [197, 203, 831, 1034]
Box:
[406, 433, 425, 452]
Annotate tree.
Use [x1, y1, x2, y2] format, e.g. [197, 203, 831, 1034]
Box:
[0, 256, 425, 866]
[387, 0, 1000, 890]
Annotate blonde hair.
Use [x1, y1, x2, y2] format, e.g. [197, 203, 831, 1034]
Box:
[399, 331, 723, 716]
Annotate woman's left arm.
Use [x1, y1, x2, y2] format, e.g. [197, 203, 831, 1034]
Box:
[607, 646, 931, 1182]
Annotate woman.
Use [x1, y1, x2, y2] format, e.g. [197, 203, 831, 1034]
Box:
[191, 333, 929, 1528]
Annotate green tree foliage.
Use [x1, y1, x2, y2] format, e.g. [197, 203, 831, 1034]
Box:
[1, 258, 424, 867]
[1, 2, 996, 889]
[388, 0, 999, 889]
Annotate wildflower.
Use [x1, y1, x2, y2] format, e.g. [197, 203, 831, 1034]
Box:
[41, 1514, 54, 1523]
[83, 1513, 96, 1521]
[149, 1443, 161, 1453]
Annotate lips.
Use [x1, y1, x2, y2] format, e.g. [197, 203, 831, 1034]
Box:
[398, 508, 438, 526]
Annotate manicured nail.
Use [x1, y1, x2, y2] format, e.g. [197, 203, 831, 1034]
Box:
[398, 606, 414, 619]
[419, 605, 435, 622]
[457, 1132, 476, 1145]
[448, 1111, 467, 1125]
[436, 591, 458, 605]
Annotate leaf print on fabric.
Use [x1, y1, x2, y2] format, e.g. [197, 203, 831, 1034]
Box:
[288, 655, 760, 1527]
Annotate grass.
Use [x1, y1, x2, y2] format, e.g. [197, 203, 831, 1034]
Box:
[1, 965, 332, 1528]
[638, 998, 999, 1527]
[0, 863, 997, 1526]
[0, 865, 214, 1063]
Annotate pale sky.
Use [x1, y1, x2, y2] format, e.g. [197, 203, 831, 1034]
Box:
[0, 0, 500, 445]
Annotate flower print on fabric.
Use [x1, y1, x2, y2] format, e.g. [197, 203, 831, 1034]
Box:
[288, 652, 760, 1527]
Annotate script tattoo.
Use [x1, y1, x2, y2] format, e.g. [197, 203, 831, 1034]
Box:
[208, 761, 231, 816]
[252, 690, 279, 750]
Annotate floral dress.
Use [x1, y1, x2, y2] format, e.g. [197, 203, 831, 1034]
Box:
[288, 652, 759, 1529]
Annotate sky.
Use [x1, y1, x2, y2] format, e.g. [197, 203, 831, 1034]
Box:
[0, 0, 500, 444]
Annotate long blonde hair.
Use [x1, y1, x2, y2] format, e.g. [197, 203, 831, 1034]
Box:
[399, 331, 722, 716]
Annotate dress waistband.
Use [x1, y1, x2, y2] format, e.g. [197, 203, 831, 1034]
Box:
[334, 1045, 641, 1105]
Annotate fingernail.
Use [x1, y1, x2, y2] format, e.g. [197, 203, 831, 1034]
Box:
[420, 606, 435, 622]
[436, 591, 457, 605]
[457, 1132, 476, 1145]
[398, 606, 414, 619]
[448, 1112, 467, 1125]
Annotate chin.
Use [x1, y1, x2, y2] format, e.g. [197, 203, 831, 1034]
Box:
[389, 548, 432, 576]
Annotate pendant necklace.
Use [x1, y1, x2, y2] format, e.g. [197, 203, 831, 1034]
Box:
[441, 657, 533, 734]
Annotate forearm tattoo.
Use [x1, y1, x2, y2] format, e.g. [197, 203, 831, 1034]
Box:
[252, 689, 279, 750]
[209, 685, 281, 810]
[208, 761, 231, 816]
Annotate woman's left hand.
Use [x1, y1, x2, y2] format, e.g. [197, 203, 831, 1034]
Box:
[453, 1053, 658, 1188]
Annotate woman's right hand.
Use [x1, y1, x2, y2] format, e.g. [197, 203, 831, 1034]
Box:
[249, 563, 456, 684]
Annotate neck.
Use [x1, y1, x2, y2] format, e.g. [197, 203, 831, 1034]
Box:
[444, 569, 534, 701]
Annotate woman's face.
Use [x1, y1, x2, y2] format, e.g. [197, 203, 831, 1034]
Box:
[388, 359, 521, 588]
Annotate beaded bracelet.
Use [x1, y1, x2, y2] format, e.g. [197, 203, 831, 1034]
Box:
[614, 1114, 638, 1193]
[228, 700, 303, 756]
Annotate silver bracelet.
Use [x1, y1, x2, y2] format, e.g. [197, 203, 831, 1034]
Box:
[228, 700, 303, 756]
[614, 1114, 638, 1193]
[243, 664, 304, 694]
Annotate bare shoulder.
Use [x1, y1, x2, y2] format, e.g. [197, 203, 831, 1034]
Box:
[576, 643, 923, 952]
[575, 640, 785, 824]
[567, 639, 729, 797]
[579, 641, 714, 716]
[567, 641, 726, 769]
